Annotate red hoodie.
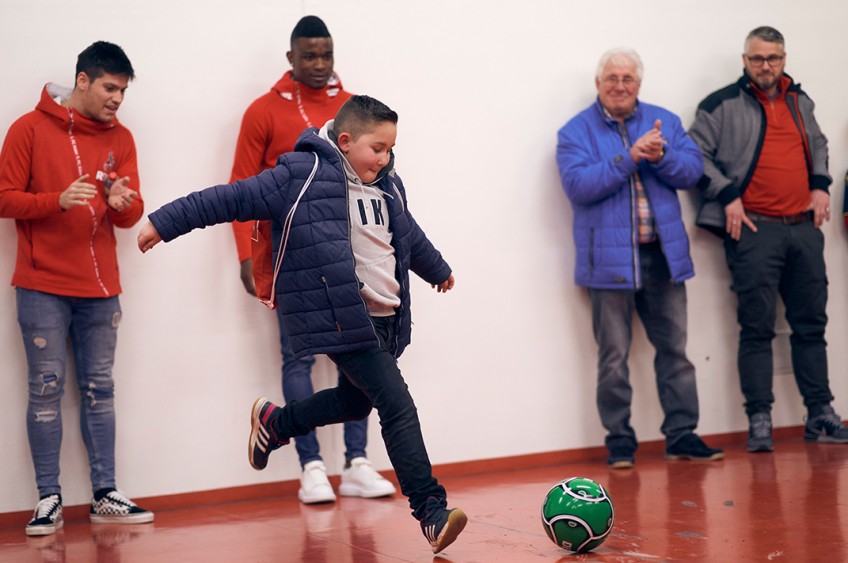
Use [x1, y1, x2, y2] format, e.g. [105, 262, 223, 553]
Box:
[0, 83, 143, 297]
[229, 71, 352, 261]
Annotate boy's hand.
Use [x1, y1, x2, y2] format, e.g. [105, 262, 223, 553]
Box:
[432, 274, 455, 293]
[137, 221, 162, 253]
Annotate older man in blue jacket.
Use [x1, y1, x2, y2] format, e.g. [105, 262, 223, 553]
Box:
[556, 47, 722, 468]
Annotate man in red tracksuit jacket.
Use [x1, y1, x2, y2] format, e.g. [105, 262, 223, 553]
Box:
[228, 15, 396, 504]
[0, 40, 152, 536]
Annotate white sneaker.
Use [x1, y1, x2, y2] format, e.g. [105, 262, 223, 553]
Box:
[298, 460, 336, 504]
[339, 457, 397, 498]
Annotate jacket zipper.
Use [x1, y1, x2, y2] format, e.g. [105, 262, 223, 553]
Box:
[785, 92, 813, 174]
[67, 108, 109, 296]
[616, 120, 640, 289]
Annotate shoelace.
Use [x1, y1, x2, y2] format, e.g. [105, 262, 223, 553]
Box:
[100, 490, 134, 508]
[751, 418, 771, 437]
[35, 496, 60, 518]
[817, 414, 844, 432]
[260, 153, 319, 310]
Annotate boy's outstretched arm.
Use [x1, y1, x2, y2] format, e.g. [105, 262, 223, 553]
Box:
[431, 274, 455, 293]
[137, 221, 162, 253]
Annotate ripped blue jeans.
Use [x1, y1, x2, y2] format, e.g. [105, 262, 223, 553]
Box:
[16, 288, 121, 497]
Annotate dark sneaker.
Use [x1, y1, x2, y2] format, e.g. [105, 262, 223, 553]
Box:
[747, 412, 774, 452]
[26, 494, 63, 536]
[666, 433, 724, 461]
[90, 489, 154, 524]
[249, 397, 289, 470]
[607, 446, 635, 469]
[417, 497, 468, 554]
[804, 406, 848, 444]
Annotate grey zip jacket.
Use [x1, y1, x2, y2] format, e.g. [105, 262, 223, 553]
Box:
[688, 72, 831, 236]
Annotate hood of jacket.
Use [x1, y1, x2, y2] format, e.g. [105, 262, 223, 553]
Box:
[270, 70, 346, 110]
[38, 83, 122, 135]
[294, 121, 395, 186]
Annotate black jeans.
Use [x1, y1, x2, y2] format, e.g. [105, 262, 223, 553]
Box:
[724, 220, 832, 416]
[272, 316, 445, 514]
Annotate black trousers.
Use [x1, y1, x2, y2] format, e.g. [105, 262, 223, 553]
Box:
[273, 316, 445, 514]
[724, 220, 833, 416]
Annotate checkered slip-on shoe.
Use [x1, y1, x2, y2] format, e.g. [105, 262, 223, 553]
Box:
[90, 490, 154, 524]
[26, 494, 63, 536]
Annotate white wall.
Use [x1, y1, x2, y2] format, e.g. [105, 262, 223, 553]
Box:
[1, 0, 846, 513]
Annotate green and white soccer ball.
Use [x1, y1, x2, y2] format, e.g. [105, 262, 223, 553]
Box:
[541, 476, 614, 552]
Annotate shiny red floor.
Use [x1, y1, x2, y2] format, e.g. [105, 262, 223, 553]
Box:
[2, 436, 846, 562]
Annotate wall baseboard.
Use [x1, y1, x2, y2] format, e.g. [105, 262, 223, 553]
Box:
[0, 425, 800, 529]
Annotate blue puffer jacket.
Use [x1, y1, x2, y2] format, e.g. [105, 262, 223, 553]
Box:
[149, 128, 451, 358]
[556, 99, 703, 289]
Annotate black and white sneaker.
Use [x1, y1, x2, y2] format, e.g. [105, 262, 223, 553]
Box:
[90, 489, 154, 524]
[417, 496, 468, 554]
[249, 397, 289, 470]
[26, 494, 63, 536]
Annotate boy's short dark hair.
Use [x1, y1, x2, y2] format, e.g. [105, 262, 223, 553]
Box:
[76, 41, 135, 82]
[334, 95, 398, 140]
[291, 15, 330, 46]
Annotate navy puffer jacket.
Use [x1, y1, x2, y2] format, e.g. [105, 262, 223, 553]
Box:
[149, 128, 451, 358]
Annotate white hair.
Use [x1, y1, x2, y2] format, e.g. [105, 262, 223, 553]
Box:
[596, 47, 644, 81]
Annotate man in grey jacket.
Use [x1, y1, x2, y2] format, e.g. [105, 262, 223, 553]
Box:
[689, 25, 848, 452]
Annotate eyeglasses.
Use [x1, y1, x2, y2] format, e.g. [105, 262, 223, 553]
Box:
[602, 76, 639, 87]
[745, 54, 785, 67]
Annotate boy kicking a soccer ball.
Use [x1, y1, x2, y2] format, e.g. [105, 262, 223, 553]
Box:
[137, 95, 466, 554]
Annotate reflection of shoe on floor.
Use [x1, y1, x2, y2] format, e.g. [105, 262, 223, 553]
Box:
[416, 496, 468, 554]
[91, 522, 155, 548]
[804, 406, 848, 444]
[300, 502, 337, 533]
[299, 460, 336, 504]
[26, 494, 63, 536]
[339, 457, 397, 498]
[90, 489, 154, 524]
[26, 533, 66, 563]
[747, 412, 774, 452]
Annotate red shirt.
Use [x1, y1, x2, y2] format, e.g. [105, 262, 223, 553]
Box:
[0, 84, 143, 297]
[229, 71, 352, 261]
[743, 76, 810, 216]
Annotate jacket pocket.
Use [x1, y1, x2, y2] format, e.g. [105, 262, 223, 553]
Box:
[320, 274, 344, 334]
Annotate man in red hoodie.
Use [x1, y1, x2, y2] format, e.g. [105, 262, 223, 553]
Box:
[229, 15, 396, 505]
[0, 41, 152, 536]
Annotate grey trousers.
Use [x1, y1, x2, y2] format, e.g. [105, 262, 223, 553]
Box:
[589, 243, 700, 450]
